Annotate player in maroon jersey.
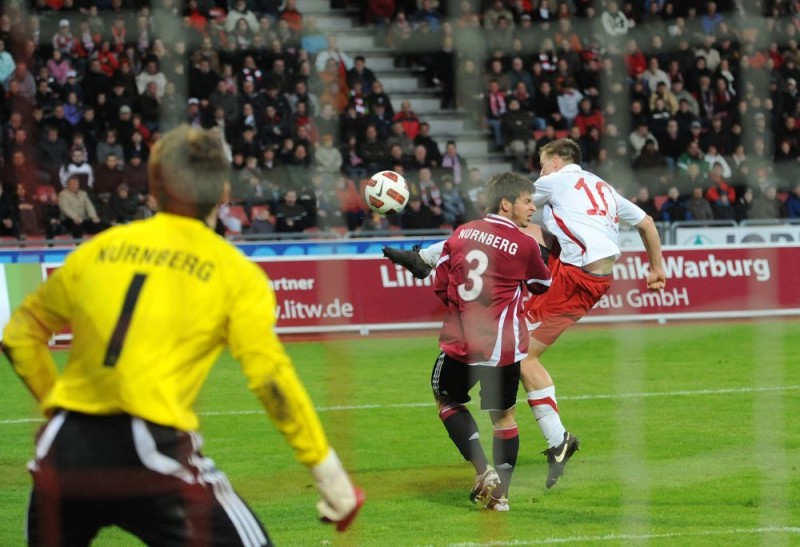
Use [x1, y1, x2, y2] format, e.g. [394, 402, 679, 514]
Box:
[432, 172, 551, 511]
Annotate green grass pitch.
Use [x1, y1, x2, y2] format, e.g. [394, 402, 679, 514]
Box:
[1, 321, 799, 546]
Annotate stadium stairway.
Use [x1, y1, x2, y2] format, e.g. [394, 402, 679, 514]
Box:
[299, 0, 514, 177]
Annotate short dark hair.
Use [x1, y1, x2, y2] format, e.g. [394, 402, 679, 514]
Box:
[486, 172, 533, 213]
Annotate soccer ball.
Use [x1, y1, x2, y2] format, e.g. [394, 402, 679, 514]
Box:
[365, 170, 409, 215]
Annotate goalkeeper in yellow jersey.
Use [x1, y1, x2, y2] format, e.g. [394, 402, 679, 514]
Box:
[2, 125, 364, 546]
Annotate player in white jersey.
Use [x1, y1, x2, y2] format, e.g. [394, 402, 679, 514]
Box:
[383, 138, 666, 488]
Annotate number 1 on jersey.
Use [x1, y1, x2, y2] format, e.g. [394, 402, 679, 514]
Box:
[104, 273, 148, 366]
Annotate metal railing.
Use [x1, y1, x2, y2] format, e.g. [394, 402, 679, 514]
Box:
[668, 220, 738, 246]
[343, 228, 452, 239]
[225, 227, 453, 243]
[5, 221, 800, 250]
[0, 237, 84, 249]
[739, 218, 800, 227]
[226, 231, 344, 242]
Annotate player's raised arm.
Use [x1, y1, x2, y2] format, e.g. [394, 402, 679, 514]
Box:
[227, 260, 364, 530]
[634, 215, 667, 291]
[615, 188, 667, 293]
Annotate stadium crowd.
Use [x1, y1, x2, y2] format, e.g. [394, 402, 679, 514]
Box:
[1, 0, 800, 241]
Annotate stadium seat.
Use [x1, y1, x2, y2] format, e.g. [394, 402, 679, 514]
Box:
[227, 205, 250, 227]
[251, 205, 270, 217]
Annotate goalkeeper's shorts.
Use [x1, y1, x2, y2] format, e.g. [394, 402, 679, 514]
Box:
[27, 410, 272, 546]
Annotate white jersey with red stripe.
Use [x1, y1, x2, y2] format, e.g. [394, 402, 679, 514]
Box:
[533, 164, 646, 268]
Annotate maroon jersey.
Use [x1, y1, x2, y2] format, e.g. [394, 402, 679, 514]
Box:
[434, 214, 551, 366]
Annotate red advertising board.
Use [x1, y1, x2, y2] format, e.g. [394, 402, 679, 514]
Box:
[41, 244, 800, 336]
[257, 256, 445, 332]
[585, 245, 799, 321]
[255, 245, 800, 332]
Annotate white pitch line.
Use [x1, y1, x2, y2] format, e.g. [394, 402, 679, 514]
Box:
[564, 384, 800, 400]
[446, 526, 800, 546]
[2, 385, 799, 425]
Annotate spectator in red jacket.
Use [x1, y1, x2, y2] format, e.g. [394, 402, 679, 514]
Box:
[334, 175, 365, 231]
[573, 98, 605, 137]
[705, 162, 736, 204]
[280, 0, 304, 33]
[96, 40, 120, 78]
[367, 0, 395, 27]
[624, 38, 647, 79]
[393, 100, 420, 140]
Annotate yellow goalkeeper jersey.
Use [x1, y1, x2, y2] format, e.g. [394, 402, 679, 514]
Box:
[3, 213, 330, 466]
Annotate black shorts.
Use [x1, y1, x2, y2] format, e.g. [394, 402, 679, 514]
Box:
[26, 410, 272, 547]
[430, 352, 520, 411]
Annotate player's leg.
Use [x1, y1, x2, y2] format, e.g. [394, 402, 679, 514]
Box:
[418, 240, 445, 266]
[521, 338, 580, 489]
[523, 265, 612, 487]
[522, 269, 572, 451]
[114, 471, 272, 547]
[27, 488, 108, 546]
[480, 362, 522, 512]
[25, 412, 113, 546]
[521, 338, 565, 449]
[485, 409, 516, 512]
[431, 352, 497, 503]
[522, 266, 583, 488]
[382, 240, 445, 279]
[116, 419, 272, 546]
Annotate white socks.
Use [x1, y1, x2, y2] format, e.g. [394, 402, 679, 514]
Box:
[527, 386, 566, 448]
[419, 240, 446, 267]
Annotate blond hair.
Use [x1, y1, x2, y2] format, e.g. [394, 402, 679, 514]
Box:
[539, 138, 581, 165]
[148, 125, 230, 219]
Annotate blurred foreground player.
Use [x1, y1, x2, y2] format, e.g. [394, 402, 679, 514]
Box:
[432, 172, 550, 511]
[2, 125, 363, 546]
[385, 139, 665, 488]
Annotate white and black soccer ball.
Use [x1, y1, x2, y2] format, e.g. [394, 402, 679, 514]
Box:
[364, 170, 409, 215]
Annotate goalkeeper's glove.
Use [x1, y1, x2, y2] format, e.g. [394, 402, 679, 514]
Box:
[311, 449, 365, 532]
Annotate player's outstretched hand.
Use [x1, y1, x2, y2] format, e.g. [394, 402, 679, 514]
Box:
[646, 268, 667, 291]
[311, 449, 365, 532]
